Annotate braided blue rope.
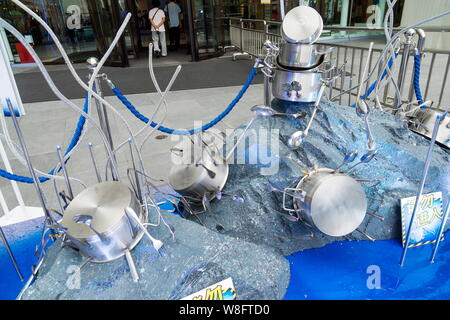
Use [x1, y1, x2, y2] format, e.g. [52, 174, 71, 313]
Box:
[0, 93, 88, 183]
[350, 54, 398, 108]
[413, 54, 425, 106]
[112, 67, 258, 135]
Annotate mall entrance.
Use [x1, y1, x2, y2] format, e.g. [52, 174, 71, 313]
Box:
[0, 0, 228, 67]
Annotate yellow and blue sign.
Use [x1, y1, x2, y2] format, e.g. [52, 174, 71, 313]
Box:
[401, 192, 444, 248]
[181, 277, 236, 300]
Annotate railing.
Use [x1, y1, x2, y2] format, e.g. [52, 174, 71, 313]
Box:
[228, 17, 450, 111]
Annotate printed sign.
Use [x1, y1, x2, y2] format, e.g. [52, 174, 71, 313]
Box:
[0, 34, 25, 116]
[181, 277, 236, 300]
[400, 192, 444, 248]
[261, 0, 270, 4]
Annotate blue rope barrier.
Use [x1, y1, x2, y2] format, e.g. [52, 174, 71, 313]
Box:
[413, 54, 425, 106]
[350, 54, 398, 108]
[112, 67, 258, 135]
[0, 93, 88, 183]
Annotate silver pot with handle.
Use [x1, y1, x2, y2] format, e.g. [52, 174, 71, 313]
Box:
[271, 60, 335, 103]
[277, 43, 333, 69]
[62, 181, 145, 263]
[409, 108, 450, 148]
[169, 136, 229, 204]
[284, 168, 367, 237]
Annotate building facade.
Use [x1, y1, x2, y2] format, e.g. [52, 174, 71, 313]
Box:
[1, 0, 446, 66]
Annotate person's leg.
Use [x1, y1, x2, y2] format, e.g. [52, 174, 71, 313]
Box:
[160, 31, 167, 56]
[169, 27, 176, 49]
[152, 31, 161, 56]
[174, 26, 180, 50]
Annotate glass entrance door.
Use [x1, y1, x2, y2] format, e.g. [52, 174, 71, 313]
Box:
[187, 0, 225, 61]
[86, 0, 129, 66]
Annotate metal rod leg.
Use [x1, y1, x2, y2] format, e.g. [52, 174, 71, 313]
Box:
[0, 226, 24, 281]
[430, 197, 450, 263]
[88, 143, 102, 183]
[400, 114, 442, 266]
[129, 140, 142, 203]
[225, 116, 256, 162]
[5, 100, 53, 235]
[124, 249, 139, 283]
[56, 146, 73, 199]
[264, 74, 271, 107]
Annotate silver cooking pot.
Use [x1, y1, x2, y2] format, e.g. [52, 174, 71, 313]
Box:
[169, 137, 229, 204]
[272, 61, 334, 103]
[409, 108, 450, 148]
[286, 168, 367, 237]
[277, 43, 333, 69]
[62, 182, 145, 263]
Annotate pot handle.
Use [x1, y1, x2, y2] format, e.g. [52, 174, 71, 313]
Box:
[125, 207, 163, 251]
[72, 214, 105, 241]
[315, 46, 335, 56]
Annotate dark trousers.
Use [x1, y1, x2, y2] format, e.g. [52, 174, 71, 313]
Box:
[169, 26, 180, 50]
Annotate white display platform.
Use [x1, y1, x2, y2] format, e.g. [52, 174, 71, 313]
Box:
[0, 205, 44, 227]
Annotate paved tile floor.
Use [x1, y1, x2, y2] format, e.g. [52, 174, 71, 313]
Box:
[0, 84, 262, 215]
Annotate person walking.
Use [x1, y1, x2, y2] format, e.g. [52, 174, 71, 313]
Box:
[165, 0, 181, 50]
[149, 0, 167, 57]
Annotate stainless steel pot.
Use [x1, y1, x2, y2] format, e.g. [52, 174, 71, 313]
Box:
[409, 108, 450, 148]
[272, 61, 332, 103]
[62, 181, 145, 263]
[286, 168, 367, 237]
[277, 43, 332, 69]
[169, 138, 229, 204]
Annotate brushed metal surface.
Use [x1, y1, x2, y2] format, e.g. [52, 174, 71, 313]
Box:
[62, 182, 144, 262]
[295, 169, 367, 237]
[409, 108, 450, 148]
[277, 43, 325, 69]
[281, 6, 323, 44]
[63, 182, 136, 239]
[272, 65, 324, 102]
[169, 140, 229, 201]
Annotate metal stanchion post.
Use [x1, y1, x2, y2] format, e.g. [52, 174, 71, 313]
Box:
[407, 29, 426, 108]
[264, 71, 272, 107]
[87, 57, 117, 180]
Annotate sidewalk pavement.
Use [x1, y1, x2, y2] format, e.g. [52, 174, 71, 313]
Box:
[0, 83, 262, 215]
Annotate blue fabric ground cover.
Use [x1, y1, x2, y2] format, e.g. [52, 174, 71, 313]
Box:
[3, 210, 449, 300]
[0, 222, 43, 300]
[285, 231, 450, 300]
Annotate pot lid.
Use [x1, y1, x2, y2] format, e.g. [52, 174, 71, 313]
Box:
[310, 174, 367, 237]
[282, 6, 323, 44]
[62, 182, 134, 239]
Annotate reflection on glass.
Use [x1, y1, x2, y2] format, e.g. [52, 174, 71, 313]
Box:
[0, 0, 128, 65]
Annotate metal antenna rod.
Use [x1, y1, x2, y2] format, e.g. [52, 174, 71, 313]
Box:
[431, 197, 450, 263]
[128, 139, 142, 203]
[430, 107, 450, 263]
[88, 143, 102, 183]
[56, 145, 73, 200]
[0, 225, 24, 281]
[5, 100, 53, 235]
[400, 113, 442, 266]
[225, 116, 256, 162]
